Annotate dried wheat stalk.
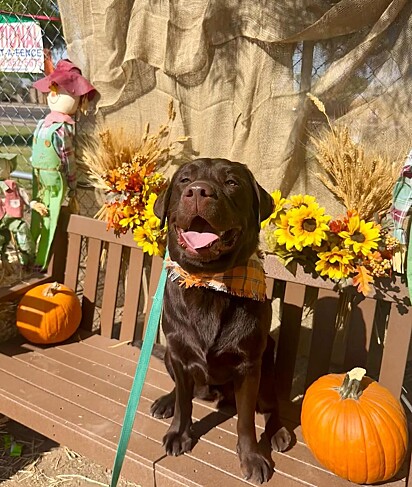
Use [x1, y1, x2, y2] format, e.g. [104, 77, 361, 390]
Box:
[307, 93, 406, 221]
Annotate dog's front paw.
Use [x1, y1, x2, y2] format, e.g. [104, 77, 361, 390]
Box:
[163, 429, 193, 456]
[271, 426, 291, 452]
[239, 451, 273, 484]
[150, 392, 175, 419]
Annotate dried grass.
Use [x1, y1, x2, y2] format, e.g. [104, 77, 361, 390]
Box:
[0, 429, 47, 483]
[307, 93, 406, 221]
[0, 434, 141, 486]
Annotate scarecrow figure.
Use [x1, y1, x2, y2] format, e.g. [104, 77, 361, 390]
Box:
[390, 150, 412, 282]
[0, 154, 47, 271]
[31, 59, 96, 269]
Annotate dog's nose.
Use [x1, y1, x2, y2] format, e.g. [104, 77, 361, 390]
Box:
[183, 182, 216, 199]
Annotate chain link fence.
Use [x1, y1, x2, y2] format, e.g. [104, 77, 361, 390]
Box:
[0, 0, 97, 215]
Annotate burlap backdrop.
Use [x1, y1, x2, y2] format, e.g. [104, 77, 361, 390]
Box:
[58, 0, 412, 204]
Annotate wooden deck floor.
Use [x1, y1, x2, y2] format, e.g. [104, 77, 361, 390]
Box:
[0, 333, 407, 487]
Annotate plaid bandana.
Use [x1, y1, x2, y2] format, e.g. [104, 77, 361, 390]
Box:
[166, 253, 267, 301]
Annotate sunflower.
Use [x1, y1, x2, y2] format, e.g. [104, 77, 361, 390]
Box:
[119, 208, 141, 230]
[339, 213, 380, 256]
[143, 193, 162, 229]
[315, 247, 355, 280]
[133, 223, 165, 256]
[261, 190, 287, 228]
[288, 204, 330, 247]
[274, 212, 303, 251]
[289, 194, 317, 208]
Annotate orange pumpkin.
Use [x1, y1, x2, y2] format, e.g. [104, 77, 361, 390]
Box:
[301, 367, 408, 484]
[16, 282, 82, 344]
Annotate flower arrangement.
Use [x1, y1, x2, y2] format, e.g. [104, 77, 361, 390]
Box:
[263, 191, 399, 295]
[79, 102, 188, 256]
[102, 163, 167, 256]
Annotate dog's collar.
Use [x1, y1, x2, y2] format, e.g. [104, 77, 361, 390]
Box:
[165, 253, 267, 301]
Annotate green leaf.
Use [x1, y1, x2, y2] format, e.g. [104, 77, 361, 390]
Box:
[3, 435, 11, 451]
[10, 441, 23, 457]
[3, 435, 23, 457]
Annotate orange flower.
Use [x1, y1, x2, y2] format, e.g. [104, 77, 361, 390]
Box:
[115, 179, 128, 191]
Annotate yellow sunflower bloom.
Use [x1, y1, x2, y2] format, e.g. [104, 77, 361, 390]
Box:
[288, 204, 330, 247]
[133, 223, 165, 256]
[289, 194, 317, 208]
[119, 214, 140, 229]
[143, 193, 162, 229]
[315, 247, 355, 280]
[261, 190, 287, 228]
[274, 212, 303, 251]
[144, 193, 158, 212]
[338, 214, 380, 256]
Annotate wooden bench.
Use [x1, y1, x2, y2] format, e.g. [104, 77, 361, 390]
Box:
[0, 213, 411, 486]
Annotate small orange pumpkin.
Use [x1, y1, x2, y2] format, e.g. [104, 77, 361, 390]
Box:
[16, 282, 82, 344]
[301, 367, 408, 484]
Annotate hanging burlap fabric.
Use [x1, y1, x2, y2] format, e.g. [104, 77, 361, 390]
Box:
[58, 0, 411, 202]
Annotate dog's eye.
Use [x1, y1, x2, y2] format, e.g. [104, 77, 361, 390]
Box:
[180, 177, 191, 184]
[225, 179, 238, 187]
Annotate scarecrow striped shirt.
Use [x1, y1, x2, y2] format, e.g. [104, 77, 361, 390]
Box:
[33, 120, 77, 191]
[390, 150, 412, 244]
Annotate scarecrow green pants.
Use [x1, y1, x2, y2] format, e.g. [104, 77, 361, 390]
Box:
[30, 181, 65, 269]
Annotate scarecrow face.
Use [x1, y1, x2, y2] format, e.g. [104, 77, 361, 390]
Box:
[47, 85, 80, 115]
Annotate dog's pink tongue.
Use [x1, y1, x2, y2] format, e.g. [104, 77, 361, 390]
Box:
[181, 231, 219, 249]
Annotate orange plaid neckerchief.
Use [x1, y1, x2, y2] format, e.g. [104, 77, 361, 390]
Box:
[165, 253, 267, 301]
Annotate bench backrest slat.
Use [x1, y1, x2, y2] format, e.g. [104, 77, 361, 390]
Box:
[274, 281, 306, 400]
[80, 237, 102, 331]
[343, 297, 376, 371]
[67, 214, 136, 247]
[100, 242, 123, 338]
[305, 288, 339, 390]
[120, 248, 145, 342]
[142, 255, 164, 339]
[64, 232, 82, 291]
[265, 277, 274, 299]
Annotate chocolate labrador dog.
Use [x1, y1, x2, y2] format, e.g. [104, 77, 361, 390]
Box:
[151, 158, 291, 483]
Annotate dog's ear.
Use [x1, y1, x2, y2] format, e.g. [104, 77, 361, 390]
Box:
[154, 183, 173, 229]
[246, 169, 274, 225]
[256, 181, 274, 223]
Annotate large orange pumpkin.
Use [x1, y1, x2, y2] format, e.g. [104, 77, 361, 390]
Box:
[16, 282, 82, 344]
[301, 367, 408, 484]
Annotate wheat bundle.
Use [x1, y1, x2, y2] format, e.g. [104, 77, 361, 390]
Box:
[307, 93, 406, 222]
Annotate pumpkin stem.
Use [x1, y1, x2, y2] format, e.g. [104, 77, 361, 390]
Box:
[42, 282, 62, 297]
[339, 367, 367, 400]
